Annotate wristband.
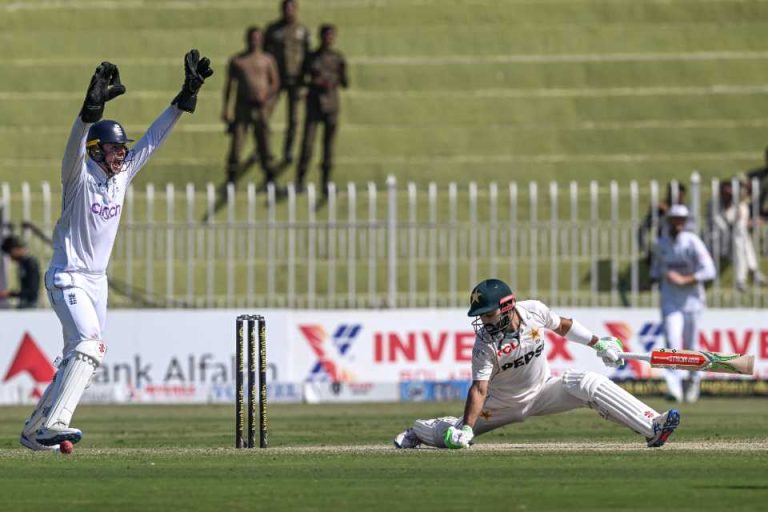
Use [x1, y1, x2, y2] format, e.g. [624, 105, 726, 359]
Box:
[565, 319, 594, 346]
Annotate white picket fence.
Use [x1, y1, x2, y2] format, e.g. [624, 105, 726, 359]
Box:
[1, 173, 767, 309]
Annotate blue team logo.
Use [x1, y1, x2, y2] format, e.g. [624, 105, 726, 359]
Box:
[299, 324, 362, 382]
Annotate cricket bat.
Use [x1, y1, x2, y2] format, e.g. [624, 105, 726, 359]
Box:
[619, 349, 755, 376]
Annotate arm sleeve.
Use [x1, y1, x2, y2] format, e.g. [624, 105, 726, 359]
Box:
[303, 26, 311, 57]
[299, 52, 311, 87]
[339, 54, 348, 88]
[222, 59, 235, 110]
[471, 342, 494, 381]
[264, 26, 276, 55]
[269, 55, 280, 92]
[649, 242, 662, 280]
[692, 236, 717, 282]
[60, 117, 89, 186]
[126, 106, 183, 181]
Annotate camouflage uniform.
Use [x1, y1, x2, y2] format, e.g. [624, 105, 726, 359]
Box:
[223, 51, 279, 185]
[264, 19, 311, 163]
[296, 46, 348, 196]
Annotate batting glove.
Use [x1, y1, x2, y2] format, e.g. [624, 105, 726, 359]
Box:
[172, 49, 214, 113]
[593, 336, 625, 368]
[444, 425, 474, 449]
[80, 62, 126, 123]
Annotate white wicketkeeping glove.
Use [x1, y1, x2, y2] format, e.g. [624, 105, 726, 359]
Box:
[593, 336, 625, 368]
[444, 425, 474, 449]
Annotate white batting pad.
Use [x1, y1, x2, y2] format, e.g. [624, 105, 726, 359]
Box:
[42, 340, 106, 430]
[562, 370, 658, 438]
[412, 416, 460, 448]
[22, 375, 58, 436]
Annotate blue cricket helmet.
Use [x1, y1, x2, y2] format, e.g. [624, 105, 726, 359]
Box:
[86, 120, 133, 149]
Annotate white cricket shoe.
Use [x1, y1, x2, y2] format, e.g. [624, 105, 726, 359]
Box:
[36, 426, 82, 447]
[646, 409, 680, 448]
[394, 428, 421, 449]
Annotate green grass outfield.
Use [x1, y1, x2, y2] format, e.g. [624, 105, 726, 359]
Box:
[1, 399, 767, 511]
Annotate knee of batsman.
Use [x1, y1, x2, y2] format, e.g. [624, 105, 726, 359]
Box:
[66, 339, 107, 368]
[562, 369, 609, 401]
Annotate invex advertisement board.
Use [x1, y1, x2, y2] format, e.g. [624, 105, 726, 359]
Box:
[1, 308, 765, 405]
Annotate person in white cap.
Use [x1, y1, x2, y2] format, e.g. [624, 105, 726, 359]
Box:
[650, 204, 716, 403]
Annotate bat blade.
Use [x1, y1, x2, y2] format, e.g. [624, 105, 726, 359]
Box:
[649, 350, 754, 375]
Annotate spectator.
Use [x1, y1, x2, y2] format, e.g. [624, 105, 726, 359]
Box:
[745, 146, 768, 219]
[265, 0, 311, 166]
[705, 178, 767, 292]
[295, 24, 348, 200]
[222, 26, 280, 187]
[0, 235, 40, 309]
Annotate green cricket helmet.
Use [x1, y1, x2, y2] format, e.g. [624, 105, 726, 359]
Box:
[468, 278, 517, 343]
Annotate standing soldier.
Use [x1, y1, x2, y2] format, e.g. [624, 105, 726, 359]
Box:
[295, 24, 348, 199]
[264, 0, 311, 166]
[222, 26, 280, 187]
[394, 278, 682, 450]
[20, 51, 212, 451]
[650, 204, 716, 403]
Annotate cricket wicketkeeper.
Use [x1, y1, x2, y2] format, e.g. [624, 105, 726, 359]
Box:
[394, 278, 681, 449]
[20, 50, 213, 451]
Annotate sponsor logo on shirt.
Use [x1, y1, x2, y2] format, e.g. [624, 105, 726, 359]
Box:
[500, 344, 544, 371]
[91, 202, 122, 220]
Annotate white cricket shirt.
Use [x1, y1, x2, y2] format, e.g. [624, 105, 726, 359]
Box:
[49, 107, 182, 274]
[650, 231, 716, 315]
[471, 300, 561, 405]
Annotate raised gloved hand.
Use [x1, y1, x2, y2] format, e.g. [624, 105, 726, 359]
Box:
[172, 49, 214, 113]
[80, 62, 126, 123]
[444, 425, 474, 449]
[593, 336, 625, 368]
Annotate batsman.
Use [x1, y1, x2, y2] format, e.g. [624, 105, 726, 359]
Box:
[394, 278, 681, 450]
[19, 50, 213, 451]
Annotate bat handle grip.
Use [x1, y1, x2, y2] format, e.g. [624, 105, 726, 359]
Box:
[618, 352, 651, 363]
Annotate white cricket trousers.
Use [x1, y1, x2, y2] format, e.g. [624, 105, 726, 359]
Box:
[662, 310, 701, 401]
[45, 269, 108, 356]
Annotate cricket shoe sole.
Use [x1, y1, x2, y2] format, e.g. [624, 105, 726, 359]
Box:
[36, 427, 82, 447]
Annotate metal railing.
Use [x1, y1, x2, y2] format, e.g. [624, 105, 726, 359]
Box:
[1, 173, 767, 309]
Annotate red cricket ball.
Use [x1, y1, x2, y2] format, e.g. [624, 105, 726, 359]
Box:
[60, 441, 74, 455]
